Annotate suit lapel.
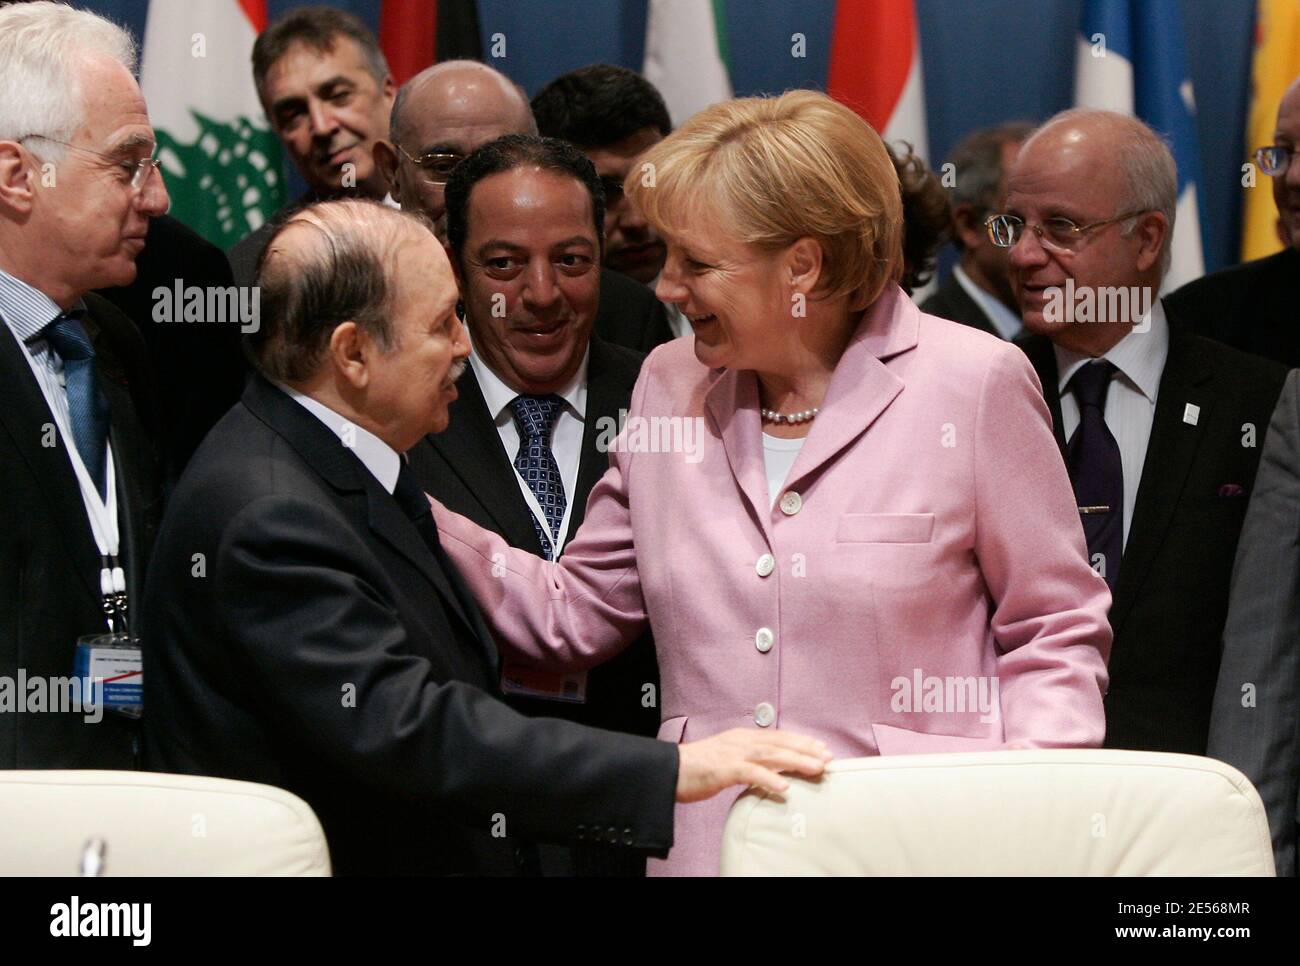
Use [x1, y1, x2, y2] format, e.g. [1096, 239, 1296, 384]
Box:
[242, 376, 490, 648]
[425, 368, 542, 553]
[1017, 335, 1067, 454]
[1109, 330, 1211, 634]
[83, 308, 158, 615]
[0, 320, 101, 601]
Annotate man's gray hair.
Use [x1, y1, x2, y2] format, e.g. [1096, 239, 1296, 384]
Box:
[250, 198, 434, 383]
[1032, 107, 1178, 276]
[0, 1, 138, 163]
[946, 121, 1033, 250]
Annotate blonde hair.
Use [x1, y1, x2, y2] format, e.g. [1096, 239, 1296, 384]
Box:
[625, 89, 904, 307]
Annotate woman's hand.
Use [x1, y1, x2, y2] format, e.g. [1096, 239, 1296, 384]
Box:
[675, 728, 833, 803]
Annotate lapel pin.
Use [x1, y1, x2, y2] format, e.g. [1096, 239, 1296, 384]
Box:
[1183, 403, 1200, 426]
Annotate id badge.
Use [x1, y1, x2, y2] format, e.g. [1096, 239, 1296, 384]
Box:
[500, 660, 588, 704]
[74, 633, 142, 719]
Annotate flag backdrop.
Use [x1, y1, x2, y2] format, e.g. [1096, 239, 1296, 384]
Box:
[378, 0, 483, 85]
[643, 0, 733, 128]
[1075, 0, 1206, 291]
[828, 0, 929, 161]
[141, 0, 285, 250]
[1241, 0, 1300, 261]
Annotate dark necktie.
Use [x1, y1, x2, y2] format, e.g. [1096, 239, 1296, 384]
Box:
[42, 311, 110, 499]
[393, 461, 443, 557]
[1066, 359, 1123, 591]
[509, 394, 567, 559]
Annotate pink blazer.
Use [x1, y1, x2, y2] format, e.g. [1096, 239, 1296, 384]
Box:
[433, 285, 1112, 876]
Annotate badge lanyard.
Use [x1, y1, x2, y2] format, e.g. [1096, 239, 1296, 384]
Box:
[25, 341, 127, 635]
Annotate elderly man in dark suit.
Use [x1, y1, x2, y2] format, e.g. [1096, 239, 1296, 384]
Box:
[0, 2, 167, 769]
[1165, 77, 1300, 366]
[373, 59, 672, 355]
[1208, 371, 1300, 876]
[1002, 109, 1288, 756]
[141, 198, 828, 876]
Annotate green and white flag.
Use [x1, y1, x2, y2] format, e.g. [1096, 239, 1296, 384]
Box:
[141, 0, 285, 249]
[643, 0, 733, 127]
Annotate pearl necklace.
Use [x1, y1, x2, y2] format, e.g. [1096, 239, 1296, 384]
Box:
[760, 406, 819, 425]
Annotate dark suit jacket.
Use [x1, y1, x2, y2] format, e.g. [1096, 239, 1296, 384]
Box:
[920, 272, 1002, 337]
[1163, 247, 1300, 367]
[1017, 318, 1288, 754]
[407, 338, 661, 738]
[99, 214, 248, 485]
[141, 375, 677, 876]
[594, 268, 674, 353]
[1208, 369, 1300, 876]
[0, 293, 162, 768]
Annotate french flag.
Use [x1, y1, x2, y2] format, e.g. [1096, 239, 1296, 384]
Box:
[1075, 0, 1205, 290]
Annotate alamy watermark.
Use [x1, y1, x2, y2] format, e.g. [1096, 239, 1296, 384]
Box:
[594, 409, 706, 464]
[152, 278, 260, 333]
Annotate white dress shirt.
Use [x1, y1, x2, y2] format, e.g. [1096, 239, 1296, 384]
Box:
[0, 268, 119, 561]
[469, 346, 589, 556]
[953, 264, 1023, 341]
[1055, 300, 1170, 549]
[280, 385, 401, 494]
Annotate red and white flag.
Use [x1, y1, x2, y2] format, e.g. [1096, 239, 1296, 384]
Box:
[827, 0, 929, 160]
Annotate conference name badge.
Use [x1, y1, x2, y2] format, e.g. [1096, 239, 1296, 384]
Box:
[74, 633, 142, 719]
[500, 660, 588, 704]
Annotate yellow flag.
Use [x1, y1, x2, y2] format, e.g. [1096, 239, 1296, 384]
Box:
[1242, 0, 1300, 262]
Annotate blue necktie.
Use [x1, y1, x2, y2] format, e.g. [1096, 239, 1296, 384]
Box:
[42, 311, 110, 499]
[1067, 360, 1123, 591]
[509, 394, 567, 559]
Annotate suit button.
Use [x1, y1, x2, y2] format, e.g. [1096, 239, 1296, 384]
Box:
[779, 491, 802, 515]
[755, 553, 775, 577]
[576, 823, 586, 841]
[623, 832, 634, 846]
[754, 702, 775, 727]
[607, 825, 618, 843]
[755, 627, 774, 652]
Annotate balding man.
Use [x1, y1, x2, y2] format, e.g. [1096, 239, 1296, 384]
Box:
[1003, 109, 1288, 755]
[1166, 77, 1300, 365]
[0, 2, 168, 768]
[141, 199, 829, 876]
[373, 60, 672, 353]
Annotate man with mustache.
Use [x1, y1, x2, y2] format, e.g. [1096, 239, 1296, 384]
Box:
[1165, 76, 1300, 366]
[228, 6, 395, 288]
[404, 134, 662, 874]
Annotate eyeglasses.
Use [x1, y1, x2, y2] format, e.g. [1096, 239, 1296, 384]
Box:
[1254, 144, 1295, 177]
[985, 210, 1149, 253]
[395, 145, 464, 185]
[19, 134, 161, 190]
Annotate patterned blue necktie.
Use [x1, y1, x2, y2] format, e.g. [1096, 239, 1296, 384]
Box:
[509, 394, 567, 559]
[42, 311, 110, 499]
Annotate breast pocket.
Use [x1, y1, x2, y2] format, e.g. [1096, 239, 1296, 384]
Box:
[835, 513, 935, 544]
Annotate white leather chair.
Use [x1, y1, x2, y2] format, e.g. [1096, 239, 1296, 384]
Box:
[721, 750, 1275, 876]
[0, 771, 330, 876]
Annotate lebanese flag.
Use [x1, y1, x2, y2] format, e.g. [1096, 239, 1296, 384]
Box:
[827, 0, 929, 160]
[379, 0, 483, 85]
[141, 0, 285, 248]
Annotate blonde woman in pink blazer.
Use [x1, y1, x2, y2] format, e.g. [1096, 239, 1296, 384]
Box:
[431, 91, 1112, 876]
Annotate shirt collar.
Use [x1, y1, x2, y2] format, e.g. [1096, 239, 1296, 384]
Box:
[468, 338, 589, 424]
[0, 267, 68, 344]
[952, 264, 1022, 341]
[278, 384, 402, 494]
[1055, 297, 1169, 404]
